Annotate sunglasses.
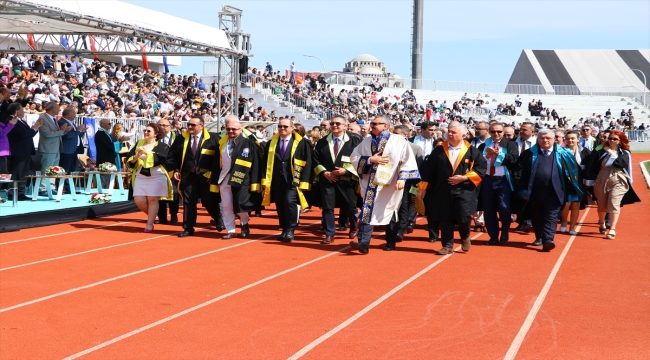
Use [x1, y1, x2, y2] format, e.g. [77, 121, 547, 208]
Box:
[277, 125, 290, 129]
[608, 137, 620, 141]
[187, 123, 200, 127]
[504, 134, 514, 137]
[226, 127, 241, 131]
[320, 124, 328, 127]
[143, 130, 153, 133]
[330, 122, 343, 126]
[582, 129, 591, 131]
[370, 122, 386, 126]
[490, 130, 503, 134]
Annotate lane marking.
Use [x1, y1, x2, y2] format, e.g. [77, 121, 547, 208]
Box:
[503, 207, 591, 360]
[62, 244, 351, 360]
[0, 211, 280, 271]
[0, 220, 315, 314]
[0, 221, 134, 245]
[289, 233, 483, 359]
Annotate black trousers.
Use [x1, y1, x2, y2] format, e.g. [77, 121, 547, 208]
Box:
[359, 213, 400, 247]
[158, 179, 179, 221]
[530, 193, 562, 243]
[9, 155, 31, 195]
[397, 186, 416, 234]
[273, 181, 298, 232]
[323, 208, 357, 237]
[440, 221, 471, 249]
[181, 172, 221, 232]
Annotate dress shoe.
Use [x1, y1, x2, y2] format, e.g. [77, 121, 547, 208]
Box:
[499, 235, 509, 243]
[276, 231, 287, 241]
[405, 224, 414, 234]
[349, 241, 368, 254]
[254, 211, 262, 217]
[542, 241, 556, 251]
[154, 219, 167, 224]
[532, 239, 543, 246]
[348, 228, 359, 239]
[301, 207, 311, 214]
[461, 237, 471, 252]
[321, 235, 334, 244]
[436, 247, 454, 255]
[427, 238, 437, 243]
[241, 223, 250, 238]
[178, 230, 194, 238]
[383, 243, 396, 251]
[338, 224, 348, 231]
[487, 239, 500, 245]
[281, 230, 294, 242]
[170, 215, 179, 223]
[210, 219, 225, 232]
[144, 226, 154, 233]
[222, 232, 237, 239]
[515, 224, 526, 231]
[395, 232, 404, 243]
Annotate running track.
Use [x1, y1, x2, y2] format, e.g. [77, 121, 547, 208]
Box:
[1, 154, 648, 359]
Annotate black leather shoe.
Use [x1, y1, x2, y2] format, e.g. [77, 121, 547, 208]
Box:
[170, 215, 179, 223]
[499, 236, 509, 243]
[276, 231, 287, 241]
[210, 219, 225, 231]
[405, 224, 414, 234]
[254, 211, 262, 217]
[281, 230, 294, 242]
[154, 219, 167, 224]
[542, 241, 556, 252]
[383, 243, 396, 251]
[241, 224, 250, 238]
[178, 230, 194, 238]
[321, 235, 334, 244]
[395, 232, 404, 243]
[222, 232, 237, 239]
[487, 239, 500, 245]
[427, 238, 437, 243]
[359, 242, 369, 254]
[338, 224, 348, 231]
[532, 239, 543, 246]
[515, 224, 526, 231]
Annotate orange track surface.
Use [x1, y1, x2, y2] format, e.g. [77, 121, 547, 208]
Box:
[1, 155, 648, 359]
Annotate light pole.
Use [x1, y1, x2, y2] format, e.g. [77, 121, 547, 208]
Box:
[303, 54, 326, 73]
[630, 68, 647, 107]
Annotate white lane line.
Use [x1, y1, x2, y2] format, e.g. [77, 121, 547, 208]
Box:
[1, 234, 170, 271]
[0, 220, 316, 314]
[0, 211, 280, 271]
[289, 233, 483, 360]
[62, 244, 351, 360]
[0, 221, 135, 245]
[503, 207, 591, 360]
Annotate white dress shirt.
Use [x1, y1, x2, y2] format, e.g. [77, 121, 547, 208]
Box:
[448, 143, 463, 168]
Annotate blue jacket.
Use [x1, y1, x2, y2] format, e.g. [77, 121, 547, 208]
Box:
[57, 118, 85, 155]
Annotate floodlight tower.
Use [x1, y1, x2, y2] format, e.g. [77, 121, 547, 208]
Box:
[411, 0, 423, 89]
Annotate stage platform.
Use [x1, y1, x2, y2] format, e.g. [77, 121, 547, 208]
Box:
[0, 193, 138, 232]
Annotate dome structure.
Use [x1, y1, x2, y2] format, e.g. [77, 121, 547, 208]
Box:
[338, 54, 402, 88]
[351, 54, 380, 62]
[343, 54, 387, 75]
[360, 67, 383, 75]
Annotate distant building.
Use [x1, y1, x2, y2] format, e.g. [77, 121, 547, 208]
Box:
[327, 54, 403, 87]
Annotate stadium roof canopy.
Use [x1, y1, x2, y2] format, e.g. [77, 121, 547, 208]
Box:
[0, 0, 242, 57]
[508, 49, 650, 95]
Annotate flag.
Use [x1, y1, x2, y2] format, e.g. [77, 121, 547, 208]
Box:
[89, 35, 99, 59]
[163, 56, 169, 73]
[27, 34, 36, 50]
[138, 43, 148, 71]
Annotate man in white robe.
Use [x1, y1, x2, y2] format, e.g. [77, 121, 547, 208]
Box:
[349, 116, 420, 254]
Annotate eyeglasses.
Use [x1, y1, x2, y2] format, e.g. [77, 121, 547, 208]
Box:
[608, 137, 620, 141]
[187, 123, 200, 127]
[226, 127, 241, 131]
[370, 122, 386, 126]
[490, 130, 503, 134]
[503, 134, 514, 138]
[331, 122, 343, 126]
[555, 136, 563, 139]
[320, 124, 328, 127]
[277, 125, 290, 129]
[581, 129, 591, 132]
[143, 130, 152, 133]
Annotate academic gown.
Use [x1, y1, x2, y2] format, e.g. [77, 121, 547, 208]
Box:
[261, 131, 312, 208]
[210, 133, 263, 213]
[420, 140, 486, 224]
[312, 132, 361, 211]
[125, 139, 173, 201]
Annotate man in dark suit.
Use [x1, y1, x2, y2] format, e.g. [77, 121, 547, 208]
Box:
[478, 122, 519, 245]
[312, 116, 361, 244]
[155, 118, 179, 224]
[261, 117, 312, 242]
[393, 125, 423, 241]
[167, 116, 221, 237]
[6, 103, 41, 200]
[515, 129, 581, 251]
[57, 108, 86, 192]
[94, 118, 116, 188]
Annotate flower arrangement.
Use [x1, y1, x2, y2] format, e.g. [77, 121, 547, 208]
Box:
[45, 165, 66, 177]
[88, 193, 112, 204]
[97, 162, 117, 172]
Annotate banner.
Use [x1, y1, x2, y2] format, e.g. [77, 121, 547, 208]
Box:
[24, 113, 40, 149]
[84, 117, 97, 160]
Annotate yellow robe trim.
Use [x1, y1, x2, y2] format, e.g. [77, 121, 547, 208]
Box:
[210, 184, 220, 193]
[262, 131, 309, 208]
[466, 171, 482, 187]
[442, 140, 470, 174]
[314, 164, 327, 176]
[250, 183, 261, 192]
[235, 159, 252, 168]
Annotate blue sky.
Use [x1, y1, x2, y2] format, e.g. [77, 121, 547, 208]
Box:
[125, 0, 650, 83]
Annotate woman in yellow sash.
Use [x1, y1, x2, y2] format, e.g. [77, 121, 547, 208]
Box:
[125, 123, 173, 232]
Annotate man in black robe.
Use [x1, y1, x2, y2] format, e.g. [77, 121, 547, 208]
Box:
[261, 117, 312, 242]
[312, 115, 361, 244]
[167, 116, 221, 237]
[212, 116, 262, 239]
[418, 121, 486, 255]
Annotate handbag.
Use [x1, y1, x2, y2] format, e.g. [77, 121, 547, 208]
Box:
[119, 142, 129, 154]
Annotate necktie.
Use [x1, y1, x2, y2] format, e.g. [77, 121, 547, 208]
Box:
[333, 137, 339, 157]
[281, 139, 287, 157]
[544, 150, 551, 157]
[489, 143, 498, 176]
[522, 140, 527, 153]
[192, 135, 199, 156]
[227, 139, 233, 156]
